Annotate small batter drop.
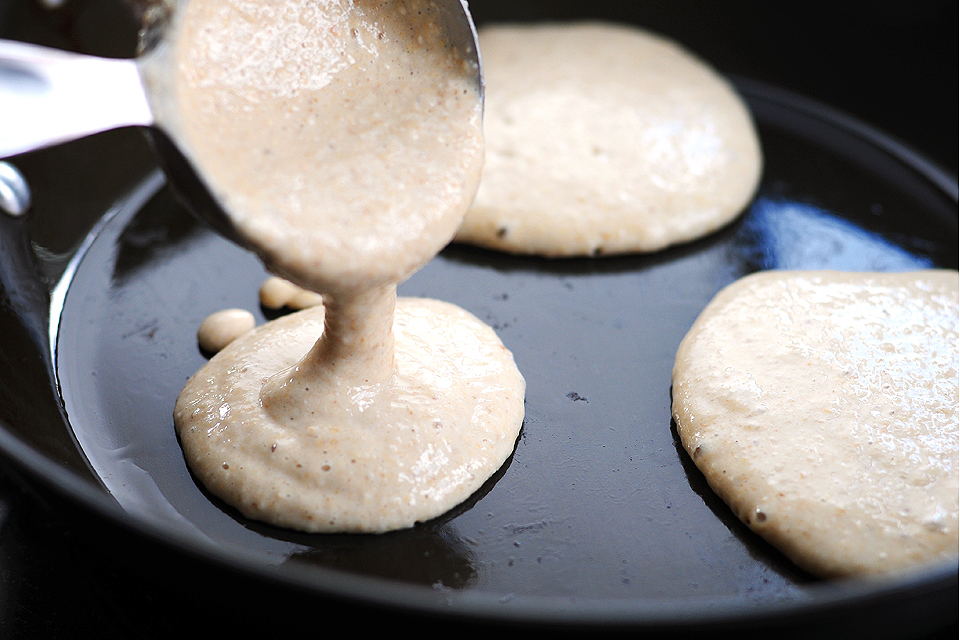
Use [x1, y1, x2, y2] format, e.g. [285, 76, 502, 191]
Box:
[145, 0, 525, 533]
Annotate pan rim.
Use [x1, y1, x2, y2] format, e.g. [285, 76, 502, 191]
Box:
[0, 77, 957, 632]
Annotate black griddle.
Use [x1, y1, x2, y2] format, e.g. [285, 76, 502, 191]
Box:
[0, 0, 957, 637]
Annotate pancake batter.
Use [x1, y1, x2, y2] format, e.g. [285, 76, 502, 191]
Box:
[672, 270, 959, 577]
[455, 22, 762, 257]
[147, 0, 525, 533]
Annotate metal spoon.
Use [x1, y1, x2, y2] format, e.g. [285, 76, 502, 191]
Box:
[0, 0, 483, 246]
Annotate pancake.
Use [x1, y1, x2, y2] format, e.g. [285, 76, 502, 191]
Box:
[455, 22, 762, 257]
[176, 298, 524, 533]
[671, 270, 959, 577]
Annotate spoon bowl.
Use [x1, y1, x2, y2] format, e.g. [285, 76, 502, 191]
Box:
[0, 0, 483, 253]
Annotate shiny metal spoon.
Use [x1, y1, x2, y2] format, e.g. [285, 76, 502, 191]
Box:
[0, 0, 483, 244]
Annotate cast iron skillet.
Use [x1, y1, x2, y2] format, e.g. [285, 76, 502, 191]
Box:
[0, 0, 957, 636]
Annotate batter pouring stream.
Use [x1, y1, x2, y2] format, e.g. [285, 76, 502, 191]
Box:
[149, 0, 525, 533]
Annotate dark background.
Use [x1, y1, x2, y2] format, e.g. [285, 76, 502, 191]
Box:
[468, 0, 958, 176]
[1, 0, 956, 172]
[1, 0, 957, 637]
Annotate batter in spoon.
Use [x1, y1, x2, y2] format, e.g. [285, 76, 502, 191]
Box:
[148, 0, 525, 533]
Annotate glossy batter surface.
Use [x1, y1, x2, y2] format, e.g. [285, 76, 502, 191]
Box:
[672, 270, 959, 577]
[455, 22, 762, 257]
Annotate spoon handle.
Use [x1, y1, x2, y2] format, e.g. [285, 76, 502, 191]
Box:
[0, 40, 154, 158]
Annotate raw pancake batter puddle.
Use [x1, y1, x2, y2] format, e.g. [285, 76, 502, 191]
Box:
[455, 22, 763, 257]
[177, 297, 524, 533]
[672, 270, 959, 577]
[146, 0, 525, 533]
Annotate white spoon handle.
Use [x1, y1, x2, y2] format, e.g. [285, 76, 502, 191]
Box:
[0, 39, 154, 158]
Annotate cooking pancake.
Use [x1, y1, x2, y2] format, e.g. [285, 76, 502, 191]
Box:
[671, 270, 959, 578]
[155, 0, 524, 533]
[176, 298, 525, 533]
[455, 22, 763, 257]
